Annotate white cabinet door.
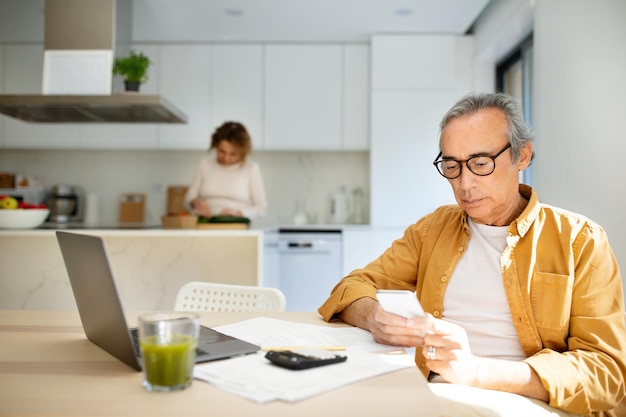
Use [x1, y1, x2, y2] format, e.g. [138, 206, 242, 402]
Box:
[158, 44, 211, 150]
[372, 36, 457, 90]
[343, 45, 369, 150]
[209, 45, 264, 150]
[262, 230, 280, 288]
[2, 44, 80, 148]
[369, 228, 406, 261]
[79, 44, 159, 149]
[342, 229, 371, 276]
[342, 228, 405, 277]
[264, 45, 342, 150]
[370, 35, 470, 228]
[371, 90, 456, 227]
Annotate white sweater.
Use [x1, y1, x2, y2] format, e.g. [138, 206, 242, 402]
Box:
[184, 154, 268, 219]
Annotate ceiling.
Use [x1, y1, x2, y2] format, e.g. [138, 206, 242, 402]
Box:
[0, 0, 492, 44]
[130, 0, 492, 43]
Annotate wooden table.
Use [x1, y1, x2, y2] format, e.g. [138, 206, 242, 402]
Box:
[0, 310, 445, 417]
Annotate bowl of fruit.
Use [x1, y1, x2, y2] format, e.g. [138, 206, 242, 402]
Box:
[0, 195, 50, 229]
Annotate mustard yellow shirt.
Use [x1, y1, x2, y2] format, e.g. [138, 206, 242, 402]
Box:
[319, 185, 626, 416]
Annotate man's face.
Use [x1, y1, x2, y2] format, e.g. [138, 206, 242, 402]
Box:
[439, 107, 532, 226]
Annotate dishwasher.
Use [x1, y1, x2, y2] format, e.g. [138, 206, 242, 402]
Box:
[277, 229, 342, 312]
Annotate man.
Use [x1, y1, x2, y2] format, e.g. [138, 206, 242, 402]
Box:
[319, 93, 626, 416]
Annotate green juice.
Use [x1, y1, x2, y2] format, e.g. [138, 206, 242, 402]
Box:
[140, 334, 197, 391]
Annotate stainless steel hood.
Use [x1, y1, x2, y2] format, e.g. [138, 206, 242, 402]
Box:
[0, 94, 187, 123]
[0, 0, 187, 124]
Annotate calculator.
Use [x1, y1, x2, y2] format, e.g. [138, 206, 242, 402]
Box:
[265, 349, 347, 370]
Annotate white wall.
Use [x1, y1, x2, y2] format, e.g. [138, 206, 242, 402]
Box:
[473, 0, 626, 295]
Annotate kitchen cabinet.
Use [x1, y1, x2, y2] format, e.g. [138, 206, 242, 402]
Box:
[0, 43, 369, 151]
[158, 44, 211, 149]
[372, 36, 458, 90]
[209, 45, 264, 149]
[79, 44, 160, 149]
[342, 45, 369, 150]
[342, 228, 404, 276]
[264, 45, 342, 150]
[262, 229, 280, 289]
[370, 35, 471, 228]
[1, 44, 80, 148]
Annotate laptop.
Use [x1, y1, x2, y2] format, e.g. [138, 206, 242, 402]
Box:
[56, 231, 260, 371]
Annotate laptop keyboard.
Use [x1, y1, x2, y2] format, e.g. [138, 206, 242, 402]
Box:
[129, 328, 141, 357]
[129, 328, 209, 357]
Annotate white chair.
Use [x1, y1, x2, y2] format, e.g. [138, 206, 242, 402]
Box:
[174, 281, 287, 312]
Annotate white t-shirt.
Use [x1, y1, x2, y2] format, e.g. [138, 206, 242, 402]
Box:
[184, 153, 268, 219]
[442, 218, 526, 361]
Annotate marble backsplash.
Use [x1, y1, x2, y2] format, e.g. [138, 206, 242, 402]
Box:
[0, 149, 370, 228]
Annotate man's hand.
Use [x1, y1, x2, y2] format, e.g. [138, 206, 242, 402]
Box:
[338, 297, 432, 347]
[420, 318, 548, 401]
[339, 297, 548, 401]
[421, 318, 480, 385]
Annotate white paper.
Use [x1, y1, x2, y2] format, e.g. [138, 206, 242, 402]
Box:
[193, 317, 415, 403]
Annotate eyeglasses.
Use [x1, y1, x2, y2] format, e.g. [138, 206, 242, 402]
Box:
[432, 143, 512, 179]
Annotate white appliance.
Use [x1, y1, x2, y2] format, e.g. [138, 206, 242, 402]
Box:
[277, 229, 343, 312]
[329, 187, 352, 224]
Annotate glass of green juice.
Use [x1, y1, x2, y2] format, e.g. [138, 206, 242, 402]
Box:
[138, 312, 200, 392]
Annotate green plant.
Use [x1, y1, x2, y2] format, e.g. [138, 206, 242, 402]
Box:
[112, 50, 151, 83]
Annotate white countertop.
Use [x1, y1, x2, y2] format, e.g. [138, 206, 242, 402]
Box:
[0, 228, 265, 236]
[0, 223, 386, 235]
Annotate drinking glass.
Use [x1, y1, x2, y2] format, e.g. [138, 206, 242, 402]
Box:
[138, 312, 200, 392]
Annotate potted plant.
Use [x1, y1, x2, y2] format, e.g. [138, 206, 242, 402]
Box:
[112, 50, 151, 92]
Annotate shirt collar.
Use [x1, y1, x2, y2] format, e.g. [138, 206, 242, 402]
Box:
[460, 184, 539, 238]
[512, 184, 539, 237]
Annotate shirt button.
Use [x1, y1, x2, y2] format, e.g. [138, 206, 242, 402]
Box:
[433, 311, 441, 317]
[441, 276, 447, 282]
[458, 246, 464, 252]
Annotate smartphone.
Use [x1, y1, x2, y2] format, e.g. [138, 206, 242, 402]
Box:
[376, 289, 424, 318]
[265, 349, 347, 370]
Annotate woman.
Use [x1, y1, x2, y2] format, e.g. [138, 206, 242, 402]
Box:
[185, 121, 267, 220]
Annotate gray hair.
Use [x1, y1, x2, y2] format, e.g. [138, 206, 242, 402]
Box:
[439, 92, 534, 163]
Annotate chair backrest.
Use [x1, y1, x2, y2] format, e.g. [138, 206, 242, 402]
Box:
[174, 281, 287, 312]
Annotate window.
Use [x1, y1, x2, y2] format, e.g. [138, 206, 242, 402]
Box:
[496, 34, 534, 186]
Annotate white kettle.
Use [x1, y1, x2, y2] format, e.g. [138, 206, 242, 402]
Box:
[329, 186, 352, 224]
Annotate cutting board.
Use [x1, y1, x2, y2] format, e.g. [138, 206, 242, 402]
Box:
[196, 223, 249, 230]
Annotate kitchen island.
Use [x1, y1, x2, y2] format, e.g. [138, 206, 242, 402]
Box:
[0, 229, 264, 311]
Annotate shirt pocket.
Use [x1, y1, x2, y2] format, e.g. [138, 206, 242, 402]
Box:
[531, 271, 574, 330]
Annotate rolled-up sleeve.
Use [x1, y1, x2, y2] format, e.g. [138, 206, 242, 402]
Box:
[318, 223, 424, 321]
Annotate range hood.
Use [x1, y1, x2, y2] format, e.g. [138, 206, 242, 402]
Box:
[0, 0, 187, 124]
[0, 94, 187, 123]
